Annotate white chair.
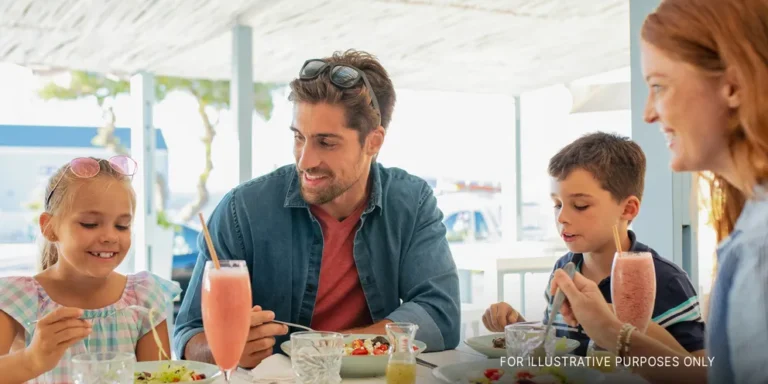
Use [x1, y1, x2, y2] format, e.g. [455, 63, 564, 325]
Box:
[459, 303, 486, 340]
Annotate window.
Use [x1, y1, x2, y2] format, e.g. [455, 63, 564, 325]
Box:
[519, 84, 631, 257]
[444, 211, 472, 242]
[474, 211, 489, 240]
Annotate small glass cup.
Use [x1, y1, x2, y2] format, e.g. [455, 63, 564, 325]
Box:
[70, 352, 135, 384]
[504, 322, 555, 362]
[291, 331, 344, 384]
[586, 340, 628, 373]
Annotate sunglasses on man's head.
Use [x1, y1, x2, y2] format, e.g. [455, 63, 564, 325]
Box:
[45, 156, 137, 209]
[299, 59, 382, 126]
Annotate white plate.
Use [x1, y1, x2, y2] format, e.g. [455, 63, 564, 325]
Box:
[281, 333, 427, 378]
[464, 334, 580, 358]
[432, 359, 604, 383]
[134, 360, 219, 383]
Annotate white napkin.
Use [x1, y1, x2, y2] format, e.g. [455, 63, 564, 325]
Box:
[247, 354, 295, 383]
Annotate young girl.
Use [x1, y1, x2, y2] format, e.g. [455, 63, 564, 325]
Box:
[0, 156, 180, 383]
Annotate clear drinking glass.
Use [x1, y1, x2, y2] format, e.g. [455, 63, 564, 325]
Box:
[586, 340, 619, 373]
[291, 331, 344, 384]
[504, 322, 556, 361]
[201, 260, 252, 383]
[611, 251, 656, 332]
[70, 352, 135, 384]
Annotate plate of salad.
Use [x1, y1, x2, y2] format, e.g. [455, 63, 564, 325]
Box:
[134, 361, 219, 383]
[432, 359, 604, 383]
[281, 333, 427, 378]
[464, 334, 580, 358]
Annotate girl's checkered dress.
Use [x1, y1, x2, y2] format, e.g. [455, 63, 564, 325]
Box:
[0, 271, 180, 383]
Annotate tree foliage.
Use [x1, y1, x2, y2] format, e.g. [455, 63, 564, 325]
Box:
[37, 71, 281, 225]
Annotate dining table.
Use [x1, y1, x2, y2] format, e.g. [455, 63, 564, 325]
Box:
[217, 343, 651, 383]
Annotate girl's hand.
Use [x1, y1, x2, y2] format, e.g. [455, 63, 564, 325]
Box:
[23, 307, 91, 374]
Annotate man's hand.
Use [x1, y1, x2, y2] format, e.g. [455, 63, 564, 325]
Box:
[238, 306, 289, 369]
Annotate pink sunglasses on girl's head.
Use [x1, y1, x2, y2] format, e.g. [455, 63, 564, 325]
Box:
[45, 156, 138, 209]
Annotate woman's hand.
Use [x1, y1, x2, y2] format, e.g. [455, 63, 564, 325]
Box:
[550, 269, 623, 348]
[23, 307, 91, 374]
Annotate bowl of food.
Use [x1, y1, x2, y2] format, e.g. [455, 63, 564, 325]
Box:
[133, 361, 219, 383]
[281, 333, 427, 377]
[464, 334, 580, 358]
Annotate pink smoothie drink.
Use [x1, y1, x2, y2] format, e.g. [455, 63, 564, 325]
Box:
[202, 266, 252, 371]
[611, 252, 656, 332]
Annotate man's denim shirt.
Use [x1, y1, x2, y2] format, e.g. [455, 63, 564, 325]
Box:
[173, 163, 461, 358]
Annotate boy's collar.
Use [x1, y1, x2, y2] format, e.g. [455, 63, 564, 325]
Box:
[571, 229, 640, 271]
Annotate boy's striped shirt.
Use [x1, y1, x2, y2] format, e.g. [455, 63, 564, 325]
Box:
[543, 230, 705, 356]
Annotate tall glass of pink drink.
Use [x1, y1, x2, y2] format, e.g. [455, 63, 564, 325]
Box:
[202, 260, 252, 383]
[611, 251, 656, 332]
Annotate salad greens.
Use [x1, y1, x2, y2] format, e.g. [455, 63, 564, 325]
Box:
[134, 362, 207, 383]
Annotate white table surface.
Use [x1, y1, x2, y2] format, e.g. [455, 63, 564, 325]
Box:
[217, 344, 649, 384]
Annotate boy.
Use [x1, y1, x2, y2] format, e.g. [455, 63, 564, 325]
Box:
[482, 132, 705, 356]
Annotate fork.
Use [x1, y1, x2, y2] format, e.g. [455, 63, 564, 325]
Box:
[532, 262, 576, 359]
[271, 320, 313, 332]
[27, 305, 152, 326]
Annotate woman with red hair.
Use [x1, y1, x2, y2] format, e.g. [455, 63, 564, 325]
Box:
[549, 0, 768, 383]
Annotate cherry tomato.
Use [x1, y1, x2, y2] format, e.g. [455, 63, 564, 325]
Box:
[484, 368, 504, 380]
[352, 347, 369, 355]
[515, 371, 533, 379]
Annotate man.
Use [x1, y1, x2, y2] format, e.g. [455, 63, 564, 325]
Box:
[173, 49, 461, 368]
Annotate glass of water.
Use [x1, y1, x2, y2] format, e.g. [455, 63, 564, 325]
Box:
[290, 331, 344, 384]
[71, 352, 135, 384]
[586, 340, 628, 373]
[504, 322, 555, 361]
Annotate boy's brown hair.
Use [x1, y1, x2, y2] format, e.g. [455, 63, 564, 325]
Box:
[548, 132, 646, 202]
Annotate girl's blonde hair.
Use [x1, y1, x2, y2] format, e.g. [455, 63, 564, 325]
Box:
[642, 0, 768, 242]
[41, 157, 136, 270]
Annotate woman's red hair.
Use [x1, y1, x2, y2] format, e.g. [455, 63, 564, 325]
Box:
[642, 0, 768, 243]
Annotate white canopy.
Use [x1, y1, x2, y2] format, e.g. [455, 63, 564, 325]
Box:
[1, 0, 629, 94]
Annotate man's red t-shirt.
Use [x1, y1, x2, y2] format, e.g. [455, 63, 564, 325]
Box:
[309, 203, 373, 331]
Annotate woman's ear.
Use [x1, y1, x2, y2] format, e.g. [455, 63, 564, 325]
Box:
[39, 212, 57, 242]
[722, 67, 741, 109]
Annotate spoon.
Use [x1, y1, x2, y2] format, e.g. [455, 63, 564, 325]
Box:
[533, 262, 576, 359]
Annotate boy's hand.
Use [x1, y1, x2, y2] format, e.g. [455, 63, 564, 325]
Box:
[482, 302, 520, 332]
[25, 307, 92, 374]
